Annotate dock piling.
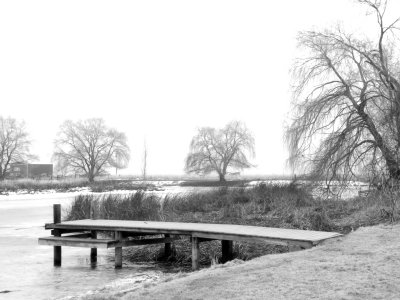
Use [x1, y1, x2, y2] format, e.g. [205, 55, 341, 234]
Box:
[221, 240, 233, 263]
[53, 204, 62, 266]
[90, 231, 97, 263]
[164, 234, 172, 257]
[191, 237, 199, 270]
[89, 204, 97, 263]
[114, 231, 122, 268]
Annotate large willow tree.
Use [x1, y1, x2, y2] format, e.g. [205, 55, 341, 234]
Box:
[286, 0, 400, 184]
[185, 121, 255, 182]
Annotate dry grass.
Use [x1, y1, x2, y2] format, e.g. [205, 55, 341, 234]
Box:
[81, 224, 400, 300]
[65, 184, 400, 269]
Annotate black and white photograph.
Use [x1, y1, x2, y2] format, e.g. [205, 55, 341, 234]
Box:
[1, 0, 400, 299]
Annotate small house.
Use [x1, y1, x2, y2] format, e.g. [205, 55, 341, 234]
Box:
[9, 163, 53, 179]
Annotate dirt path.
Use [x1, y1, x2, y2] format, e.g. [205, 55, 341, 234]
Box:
[103, 224, 399, 300]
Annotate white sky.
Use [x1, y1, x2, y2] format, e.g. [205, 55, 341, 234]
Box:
[1, 0, 398, 176]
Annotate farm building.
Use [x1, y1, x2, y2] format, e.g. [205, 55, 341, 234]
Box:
[9, 163, 53, 179]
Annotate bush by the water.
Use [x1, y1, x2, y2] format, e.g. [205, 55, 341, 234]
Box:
[65, 183, 399, 269]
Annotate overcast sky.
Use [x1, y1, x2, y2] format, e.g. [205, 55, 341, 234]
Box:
[1, 0, 398, 176]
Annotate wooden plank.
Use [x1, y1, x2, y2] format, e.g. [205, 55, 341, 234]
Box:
[192, 237, 199, 271]
[39, 236, 181, 248]
[39, 236, 115, 248]
[64, 232, 91, 239]
[45, 222, 193, 236]
[192, 232, 313, 249]
[111, 236, 180, 247]
[51, 229, 88, 235]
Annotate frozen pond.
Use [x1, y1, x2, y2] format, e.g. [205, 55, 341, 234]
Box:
[0, 192, 163, 300]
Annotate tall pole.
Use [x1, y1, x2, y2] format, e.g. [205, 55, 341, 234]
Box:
[142, 139, 147, 181]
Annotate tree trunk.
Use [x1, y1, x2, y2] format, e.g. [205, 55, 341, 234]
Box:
[359, 109, 400, 180]
[88, 172, 95, 183]
[0, 167, 5, 181]
[219, 173, 226, 182]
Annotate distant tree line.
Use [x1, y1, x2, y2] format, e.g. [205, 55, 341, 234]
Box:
[0, 116, 255, 182]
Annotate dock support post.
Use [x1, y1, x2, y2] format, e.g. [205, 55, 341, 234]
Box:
[164, 234, 171, 257]
[53, 204, 62, 266]
[90, 231, 97, 263]
[191, 237, 199, 271]
[221, 240, 233, 263]
[114, 231, 122, 268]
[89, 204, 97, 264]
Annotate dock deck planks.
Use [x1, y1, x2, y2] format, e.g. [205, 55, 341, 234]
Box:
[40, 206, 342, 270]
[45, 219, 341, 245]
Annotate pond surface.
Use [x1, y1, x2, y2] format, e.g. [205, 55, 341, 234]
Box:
[0, 193, 162, 300]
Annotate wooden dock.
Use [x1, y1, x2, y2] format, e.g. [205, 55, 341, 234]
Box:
[39, 204, 341, 270]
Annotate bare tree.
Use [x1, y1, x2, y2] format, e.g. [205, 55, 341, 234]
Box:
[53, 118, 130, 182]
[0, 116, 36, 180]
[286, 0, 400, 185]
[185, 121, 255, 182]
